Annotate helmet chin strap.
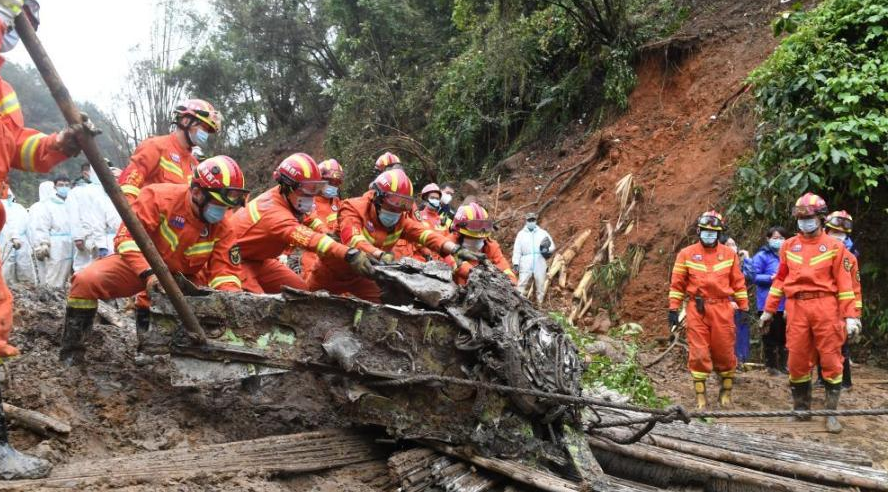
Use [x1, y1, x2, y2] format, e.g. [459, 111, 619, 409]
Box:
[176, 119, 197, 148]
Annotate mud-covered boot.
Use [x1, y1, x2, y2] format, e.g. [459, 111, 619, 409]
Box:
[778, 347, 789, 375]
[789, 380, 812, 422]
[824, 381, 843, 434]
[718, 372, 734, 409]
[0, 391, 51, 480]
[59, 307, 96, 367]
[764, 345, 780, 376]
[694, 379, 707, 409]
[135, 308, 151, 338]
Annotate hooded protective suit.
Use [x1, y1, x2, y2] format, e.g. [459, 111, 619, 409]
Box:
[27, 181, 54, 283]
[31, 185, 72, 288]
[0, 191, 35, 285]
[68, 170, 121, 272]
[512, 224, 554, 304]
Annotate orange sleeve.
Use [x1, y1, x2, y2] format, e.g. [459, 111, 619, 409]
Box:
[114, 186, 163, 276]
[119, 139, 162, 201]
[729, 250, 749, 310]
[486, 240, 517, 283]
[204, 220, 243, 292]
[339, 199, 379, 256]
[851, 255, 862, 316]
[453, 261, 471, 286]
[763, 243, 789, 313]
[12, 128, 70, 173]
[263, 207, 349, 260]
[668, 249, 689, 310]
[402, 215, 450, 254]
[833, 245, 856, 319]
[304, 212, 327, 233]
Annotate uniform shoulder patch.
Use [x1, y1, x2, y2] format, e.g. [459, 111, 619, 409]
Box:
[169, 215, 186, 229]
[229, 245, 241, 265]
[843, 256, 852, 272]
[791, 244, 802, 252]
[414, 210, 422, 221]
[171, 153, 181, 163]
[692, 254, 703, 261]
[819, 244, 828, 253]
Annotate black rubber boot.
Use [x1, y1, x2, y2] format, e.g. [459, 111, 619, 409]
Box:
[841, 343, 852, 389]
[763, 344, 780, 376]
[135, 308, 151, 337]
[59, 307, 96, 367]
[0, 388, 51, 480]
[778, 347, 789, 374]
[824, 382, 843, 434]
[789, 381, 812, 422]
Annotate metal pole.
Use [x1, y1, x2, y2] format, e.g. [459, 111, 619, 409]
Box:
[14, 14, 206, 344]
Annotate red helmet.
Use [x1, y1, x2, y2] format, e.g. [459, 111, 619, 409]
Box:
[452, 203, 494, 238]
[273, 153, 327, 196]
[174, 99, 222, 133]
[372, 169, 414, 211]
[374, 152, 401, 172]
[697, 210, 725, 231]
[420, 183, 441, 199]
[825, 210, 853, 233]
[318, 158, 344, 184]
[192, 156, 248, 206]
[792, 192, 828, 218]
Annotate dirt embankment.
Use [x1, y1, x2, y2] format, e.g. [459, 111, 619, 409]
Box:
[485, 0, 779, 335]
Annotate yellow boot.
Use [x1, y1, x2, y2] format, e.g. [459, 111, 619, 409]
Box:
[718, 371, 734, 409]
[694, 379, 707, 409]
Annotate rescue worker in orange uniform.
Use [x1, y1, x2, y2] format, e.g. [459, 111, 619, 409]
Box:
[669, 211, 749, 409]
[0, 1, 93, 479]
[118, 99, 222, 202]
[446, 203, 516, 286]
[306, 169, 485, 302]
[300, 158, 344, 275]
[761, 194, 858, 433]
[823, 210, 861, 389]
[232, 153, 373, 294]
[375, 151, 402, 172]
[413, 183, 448, 261]
[62, 157, 248, 366]
[372, 152, 414, 259]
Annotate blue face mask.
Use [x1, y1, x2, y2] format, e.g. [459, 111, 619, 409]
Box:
[700, 230, 718, 245]
[768, 238, 784, 251]
[378, 209, 401, 228]
[322, 186, 339, 199]
[202, 203, 227, 223]
[798, 218, 819, 234]
[427, 198, 440, 208]
[56, 186, 70, 199]
[193, 128, 210, 147]
[526, 222, 537, 231]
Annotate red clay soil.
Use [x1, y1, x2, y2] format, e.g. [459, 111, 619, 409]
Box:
[485, 0, 781, 337]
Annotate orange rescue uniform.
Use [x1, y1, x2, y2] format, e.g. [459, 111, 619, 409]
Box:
[232, 187, 350, 293]
[0, 73, 72, 354]
[68, 184, 242, 309]
[669, 242, 748, 380]
[764, 234, 855, 385]
[301, 194, 341, 275]
[306, 194, 450, 302]
[445, 234, 517, 286]
[414, 207, 448, 261]
[118, 134, 197, 202]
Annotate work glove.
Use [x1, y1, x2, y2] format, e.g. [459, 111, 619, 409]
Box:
[377, 251, 396, 265]
[56, 112, 101, 156]
[845, 318, 862, 343]
[453, 246, 486, 264]
[346, 248, 376, 277]
[759, 311, 773, 334]
[10, 238, 20, 250]
[326, 232, 341, 242]
[33, 242, 49, 261]
[668, 310, 679, 328]
[145, 275, 164, 294]
[74, 239, 85, 251]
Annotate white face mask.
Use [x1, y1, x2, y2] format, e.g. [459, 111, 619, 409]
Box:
[700, 230, 718, 246]
[798, 218, 819, 234]
[290, 194, 314, 214]
[463, 237, 485, 252]
[441, 193, 453, 205]
[828, 231, 847, 241]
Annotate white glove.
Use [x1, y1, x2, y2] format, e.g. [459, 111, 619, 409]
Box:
[759, 312, 773, 325]
[33, 242, 49, 261]
[0, 1, 21, 29]
[845, 318, 862, 343]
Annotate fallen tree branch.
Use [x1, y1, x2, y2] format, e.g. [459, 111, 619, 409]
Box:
[3, 403, 70, 436]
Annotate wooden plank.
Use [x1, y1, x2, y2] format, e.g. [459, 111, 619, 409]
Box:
[2, 429, 382, 490]
[588, 436, 850, 492]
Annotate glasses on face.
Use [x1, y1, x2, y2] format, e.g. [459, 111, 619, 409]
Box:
[827, 217, 852, 231]
[382, 192, 415, 211]
[461, 219, 493, 233]
[295, 180, 328, 196]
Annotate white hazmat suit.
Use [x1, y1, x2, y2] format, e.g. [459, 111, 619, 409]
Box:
[27, 181, 55, 283]
[68, 173, 121, 272]
[0, 192, 36, 285]
[512, 224, 554, 304]
[31, 187, 73, 288]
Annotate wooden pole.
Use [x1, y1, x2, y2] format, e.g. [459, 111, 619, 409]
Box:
[3, 403, 70, 436]
[15, 14, 206, 344]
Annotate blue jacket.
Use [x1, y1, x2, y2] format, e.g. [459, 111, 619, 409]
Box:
[748, 246, 785, 312]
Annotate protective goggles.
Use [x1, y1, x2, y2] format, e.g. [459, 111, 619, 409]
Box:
[697, 215, 724, 230]
[791, 205, 820, 218]
[323, 170, 344, 181]
[205, 187, 249, 207]
[381, 192, 415, 211]
[294, 179, 328, 196]
[459, 219, 494, 234]
[825, 216, 852, 232]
